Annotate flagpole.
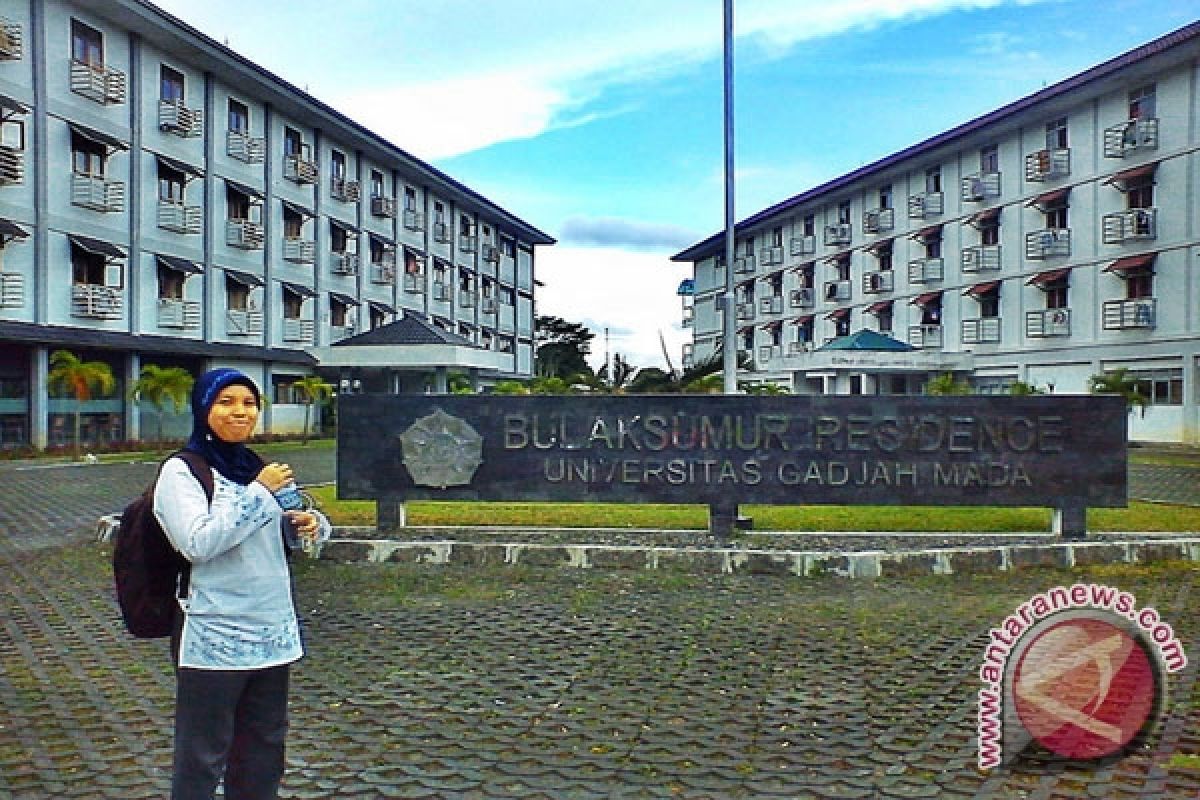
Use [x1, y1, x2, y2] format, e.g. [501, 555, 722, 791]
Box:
[721, 0, 737, 395]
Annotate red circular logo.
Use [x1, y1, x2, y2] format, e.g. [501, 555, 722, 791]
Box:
[1012, 617, 1156, 760]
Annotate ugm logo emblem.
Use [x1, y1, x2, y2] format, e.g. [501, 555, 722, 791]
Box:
[398, 408, 484, 489]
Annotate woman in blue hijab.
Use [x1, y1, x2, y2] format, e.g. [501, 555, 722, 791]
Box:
[154, 367, 329, 800]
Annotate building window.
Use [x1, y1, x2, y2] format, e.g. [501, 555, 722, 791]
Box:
[1125, 269, 1153, 300]
[802, 214, 815, 237]
[925, 167, 941, 194]
[1127, 180, 1154, 210]
[404, 186, 417, 210]
[1119, 369, 1183, 406]
[331, 149, 346, 180]
[1046, 117, 1068, 149]
[878, 185, 892, 210]
[331, 222, 348, 253]
[157, 262, 184, 300]
[283, 206, 303, 239]
[226, 185, 256, 221]
[876, 241, 893, 271]
[370, 169, 385, 199]
[283, 287, 304, 320]
[71, 131, 105, 177]
[1129, 85, 1156, 119]
[980, 219, 1000, 247]
[228, 98, 249, 133]
[837, 201, 851, 225]
[160, 64, 184, 103]
[71, 242, 119, 287]
[980, 145, 999, 174]
[503, 238, 516, 258]
[158, 162, 185, 203]
[330, 298, 349, 328]
[283, 127, 303, 157]
[978, 287, 1000, 318]
[924, 233, 942, 259]
[225, 275, 249, 310]
[433, 201, 445, 224]
[1044, 277, 1068, 309]
[1045, 199, 1068, 230]
[71, 19, 103, 66]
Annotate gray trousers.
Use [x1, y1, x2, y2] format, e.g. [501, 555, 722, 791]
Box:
[171, 661, 290, 800]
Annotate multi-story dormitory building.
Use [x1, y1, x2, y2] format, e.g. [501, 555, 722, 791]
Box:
[672, 21, 1200, 443]
[0, 0, 553, 449]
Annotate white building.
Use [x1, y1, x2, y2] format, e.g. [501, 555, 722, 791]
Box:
[672, 21, 1200, 443]
[0, 0, 553, 449]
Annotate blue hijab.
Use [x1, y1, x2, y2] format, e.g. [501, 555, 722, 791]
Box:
[184, 368, 264, 485]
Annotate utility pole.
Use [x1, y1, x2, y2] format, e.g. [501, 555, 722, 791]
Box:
[721, 0, 737, 395]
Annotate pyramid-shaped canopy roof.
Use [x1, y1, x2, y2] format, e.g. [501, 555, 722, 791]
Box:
[816, 328, 915, 352]
[333, 314, 473, 347]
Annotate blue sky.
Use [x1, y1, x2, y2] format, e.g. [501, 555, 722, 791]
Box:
[153, 0, 1200, 370]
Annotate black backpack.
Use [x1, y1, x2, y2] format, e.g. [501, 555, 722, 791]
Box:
[113, 451, 213, 638]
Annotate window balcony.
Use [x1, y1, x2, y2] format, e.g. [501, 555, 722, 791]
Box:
[681, 305, 693, 328]
[158, 100, 202, 138]
[1026, 308, 1071, 337]
[403, 209, 425, 231]
[734, 254, 756, 275]
[481, 297, 498, 315]
[69, 59, 126, 105]
[1104, 118, 1159, 158]
[331, 177, 360, 203]
[0, 271, 23, 307]
[403, 273, 425, 294]
[369, 263, 395, 285]
[682, 344, 694, 369]
[226, 219, 264, 250]
[0, 144, 24, 186]
[823, 280, 851, 302]
[1025, 148, 1070, 182]
[482, 243, 501, 264]
[460, 289, 477, 308]
[824, 223, 852, 246]
[759, 295, 784, 316]
[961, 317, 1001, 344]
[433, 222, 452, 243]
[759, 245, 784, 267]
[156, 298, 200, 329]
[907, 257, 944, 284]
[226, 130, 265, 163]
[71, 173, 124, 212]
[283, 153, 317, 184]
[736, 302, 755, 321]
[863, 208, 895, 234]
[862, 270, 894, 294]
[908, 192, 943, 218]
[432, 282, 452, 303]
[961, 171, 1001, 202]
[1102, 209, 1157, 244]
[459, 234, 478, 253]
[282, 317, 315, 343]
[71, 283, 122, 319]
[788, 340, 814, 356]
[330, 323, 356, 343]
[1103, 298, 1156, 330]
[790, 235, 816, 256]
[0, 17, 22, 60]
[758, 345, 782, 363]
[226, 308, 264, 336]
[790, 287, 815, 309]
[283, 237, 315, 264]
[962, 245, 1001, 273]
[907, 324, 942, 349]
[331, 251, 359, 275]
[1025, 228, 1071, 260]
[157, 201, 201, 234]
[370, 196, 396, 218]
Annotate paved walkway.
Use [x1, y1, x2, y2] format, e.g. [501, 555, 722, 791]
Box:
[0, 447, 1198, 798]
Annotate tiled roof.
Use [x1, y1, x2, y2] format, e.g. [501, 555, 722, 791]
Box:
[333, 314, 475, 347]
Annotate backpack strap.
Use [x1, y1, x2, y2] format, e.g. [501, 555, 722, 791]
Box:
[161, 450, 214, 600]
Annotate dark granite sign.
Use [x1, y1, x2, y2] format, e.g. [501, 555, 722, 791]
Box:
[338, 395, 1127, 521]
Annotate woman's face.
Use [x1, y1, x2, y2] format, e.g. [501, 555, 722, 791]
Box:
[206, 384, 259, 443]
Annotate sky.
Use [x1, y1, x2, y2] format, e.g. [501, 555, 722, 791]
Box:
[151, 0, 1200, 372]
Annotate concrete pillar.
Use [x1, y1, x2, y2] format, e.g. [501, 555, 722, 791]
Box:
[30, 346, 47, 449]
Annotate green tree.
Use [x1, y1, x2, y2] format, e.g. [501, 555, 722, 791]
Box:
[47, 350, 116, 457]
[924, 372, 972, 396]
[1088, 368, 1148, 417]
[740, 381, 790, 395]
[129, 364, 194, 446]
[1008, 380, 1045, 396]
[535, 315, 595, 380]
[491, 380, 530, 395]
[291, 376, 333, 443]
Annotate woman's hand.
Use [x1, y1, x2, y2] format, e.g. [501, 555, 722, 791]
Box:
[256, 462, 294, 493]
[285, 511, 321, 545]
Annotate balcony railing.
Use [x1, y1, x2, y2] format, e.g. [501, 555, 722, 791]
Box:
[907, 257, 944, 284]
[823, 280, 851, 302]
[758, 345, 782, 363]
[1025, 228, 1071, 260]
[71, 284, 122, 319]
[863, 208, 895, 234]
[824, 223, 852, 246]
[157, 201, 202, 234]
[790, 287, 815, 309]
[759, 246, 784, 267]
[1103, 298, 1156, 330]
[331, 251, 359, 275]
[282, 318, 315, 343]
[460, 290, 477, 308]
[69, 59, 126, 104]
[403, 209, 425, 231]
[0, 271, 23, 307]
[734, 255, 756, 275]
[908, 192, 944, 218]
[227, 130, 265, 163]
[759, 295, 783, 316]
[736, 303, 755, 321]
[1104, 118, 1159, 158]
[226, 219, 264, 250]
[482, 243, 501, 264]
[158, 100, 202, 137]
[331, 178, 360, 203]
[0, 18, 22, 60]
[961, 317, 1001, 345]
[371, 196, 396, 218]
[156, 298, 201, 329]
[961, 171, 1001, 202]
[1025, 148, 1071, 182]
[331, 324, 356, 343]
[961, 245, 1001, 273]
[1026, 308, 1071, 338]
[790, 235, 816, 256]
[433, 222, 452, 243]
[681, 305, 693, 328]
[283, 153, 318, 184]
[370, 263, 395, 285]
[907, 324, 942, 349]
[481, 297, 497, 315]
[788, 340, 813, 356]
[1102, 209, 1157, 244]
[71, 174, 124, 212]
[432, 283, 452, 303]
[403, 273, 425, 294]
[283, 238, 315, 264]
[0, 144, 24, 185]
[862, 271, 894, 294]
[226, 309, 264, 336]
[459, 234, 478, 253]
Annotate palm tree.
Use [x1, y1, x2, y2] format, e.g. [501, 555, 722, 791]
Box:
[47, 350, 116, 458]
[291, 376, 333, 444]
[1088, 368, 1148, 417]
[129, 364, 194, 447]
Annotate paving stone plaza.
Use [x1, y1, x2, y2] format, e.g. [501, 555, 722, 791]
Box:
[0, 448, 1198, 798]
